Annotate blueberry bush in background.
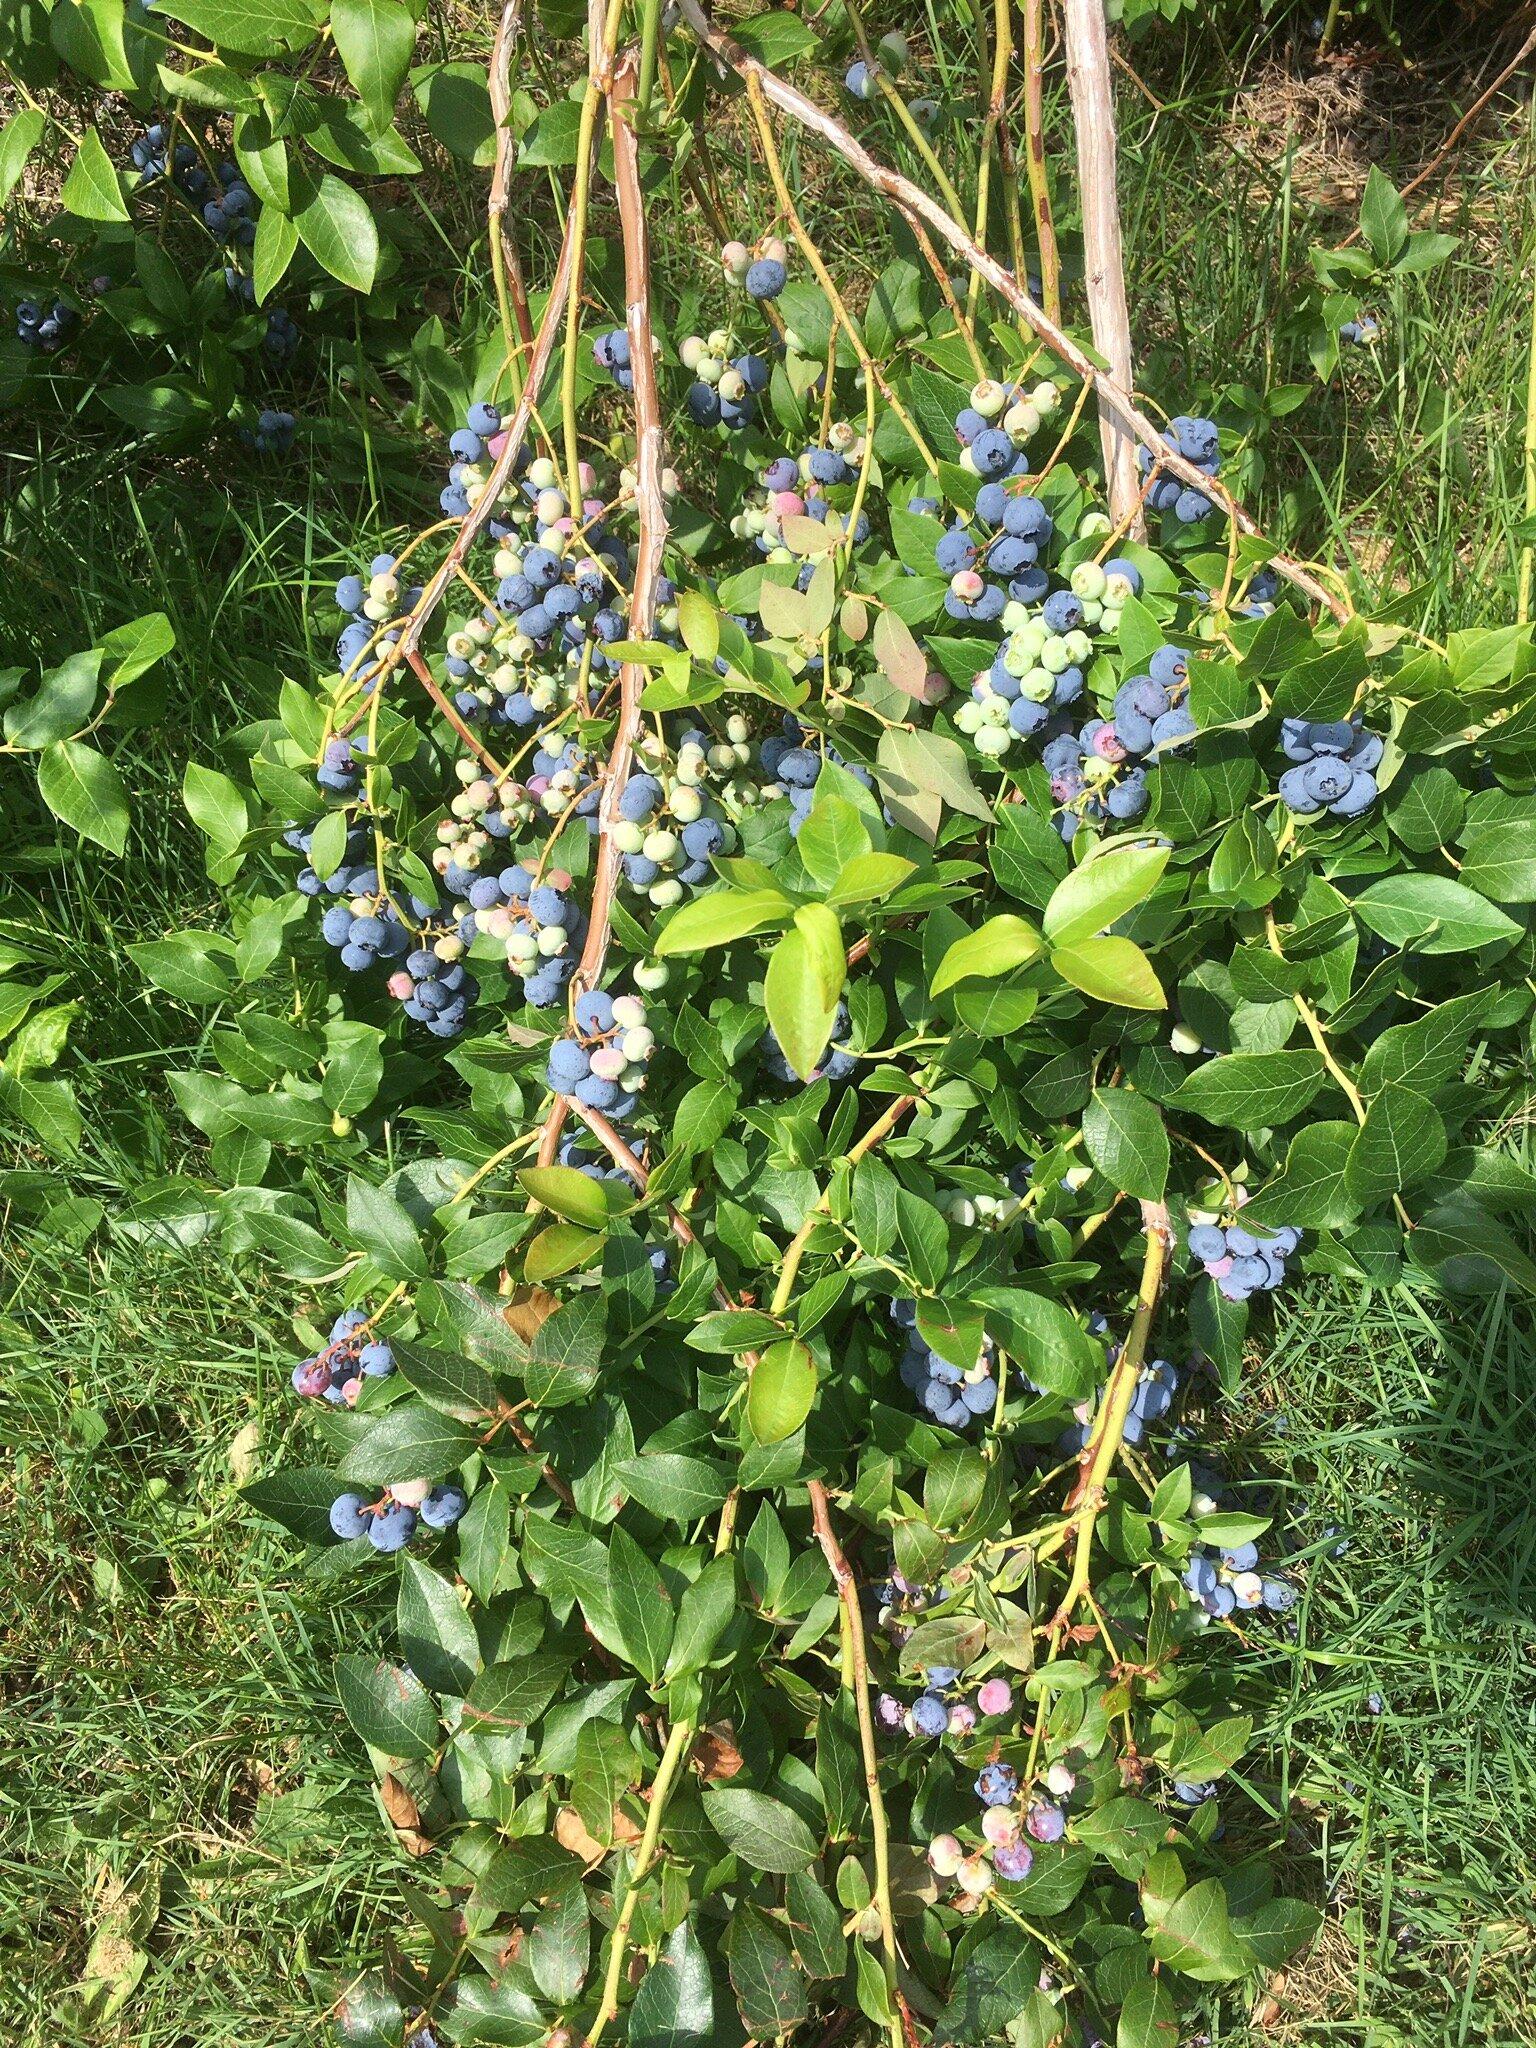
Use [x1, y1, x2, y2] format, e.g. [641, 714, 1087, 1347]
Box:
[11, 1, 1536, 2044]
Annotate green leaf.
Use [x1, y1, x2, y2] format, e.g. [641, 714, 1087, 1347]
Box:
[654, 886, 793, 956]
[1072, 1795, 1167, 1879]
[99, 611, 175, 690]
[1044, 845, 1170, 949]
[1117, 1976, 1179, 2048]
[703, 1786, 820, 1872]
[397, 1556, 481, 1696]
[666, 1555, 738, 1678]
[619, 1451, 733, 1522]
[412, 60, 498, 164]
[522, 1289, 606, 1409]
[60, 127, 128, 220]
[764, 926, 841, 1081]
[1358, 990, 1488, 1095]
[1240, 1122, 1359, 1231]
[1171, 1051, 1326, 1129]
[529, 1884, 590, 2006]
[607, 1522, 673, 1682]
[182, 763, 248, 853]
[238, 1466, 346, 1542]
[1083, 1088, 1168, 1200]
[1360, 164, 1408, 267]
[333, 1654, 439, 1759]
[393, 1338, 499, 1422]
[1050, 936, 1165, 1010]
[726, 1904, 809, 2037]
[747, 1338, 817, 1443]
[4, 649, 101, 748]
[37, 741, 129, 854]
[338, 1405, 476, 1485]
[346, 1175, 427, 1279]
[159, 0, 324, 57]
[517, 1164, 620, 1228]
[322, 1020, 385, 1115]
[931, 914, 1043, 995]
[253, 205, 299, 302]
[331, 0, 415, 132]
[462, 1653, 569, 1737]
[935, 1928, 1043, 2041]
[1147, 1876, 1251, 1982]
[1352, 874, 1520, 956]
[1345, 1083, 1446, 1206]
[627, 1919, 716, 2048]
[295, 173, 379, 292]
[875, 725, 992, 841]
[0, 109, 45, 207]
[975, 1288, 1099, 1399]
[1459, 821, 1536, 903]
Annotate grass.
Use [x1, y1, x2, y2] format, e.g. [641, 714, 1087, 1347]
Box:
[2, 8, 1536, 2045]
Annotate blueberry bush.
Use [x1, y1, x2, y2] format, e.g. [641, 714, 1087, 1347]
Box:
[17, 2, 1536, 2044]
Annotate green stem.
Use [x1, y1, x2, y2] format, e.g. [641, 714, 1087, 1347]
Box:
[1521, 82, 1536, 625]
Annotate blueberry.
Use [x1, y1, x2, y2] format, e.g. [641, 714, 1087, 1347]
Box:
[329, 1492, 372, 1539]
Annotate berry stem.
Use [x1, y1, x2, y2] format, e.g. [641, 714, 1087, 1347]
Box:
[769, 1094, 918, 1318]
[1044, 1202, 1170, 1631]
[1020, 0, 1062, 324]
[806, 1479, 911, 2048]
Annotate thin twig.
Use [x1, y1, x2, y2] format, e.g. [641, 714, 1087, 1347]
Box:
[536, 49, 667, 1172]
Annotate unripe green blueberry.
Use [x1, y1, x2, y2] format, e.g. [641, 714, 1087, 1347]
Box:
[1040, 635, 1071, 674]
[612, 994, 647, 1030]
[633, 960, 669, 991]
[955, 701, 985, 734]
[1170, 1023, 1202, 1055]
[1078, 510, 1113, 539]
[975, 726, 1011, 758]
[1063, 629, 1092, 664]
[528, 456, 560, 491]
[613, 819, 645, 854]
[670, 785, 703, 823]
[435, 935, 466, 962]
[1071, 561, 1107, 602]
[650, 876, 684, 908]
[621, 1025, 654, 1061]
[1021, 669, 1054, 703]
[537, 925, 568, 958]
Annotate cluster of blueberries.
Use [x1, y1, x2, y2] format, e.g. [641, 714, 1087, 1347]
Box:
[286, 818, 483, 1040]
[680, 330, 772, 433]
[733, 437, 874, 561]
[237, 409, 296, 457]
[1339, 315, 1380, 345]
[891, 1299, 999, 1430]
[720, 234, 791, 302]
[1138, 413, 1222, 524]
[1056, 1353, 1181, 1454]
[1183, 1532, 1296, 1622]
[328, 1480, 468, 1552]
[616, 758, 734, 905]
[1187, 1217, 1303, 1303]
[291, 1308, 394, 1404]
[125, 122, 303, 431]
[1277, 717, 1382, 820]
[449, 862, 585, 1011]
[546, 988, 655, 1120]
[13, 298, 80, 352]
[317, 893, 479, 1038]
[843, 30, 910, 99]
[429, 410, 652, 718]
[334, 553, 425, 698]
[1038, 640, 1198, 836]
[759, 715, 876, 836]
